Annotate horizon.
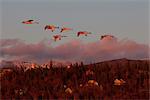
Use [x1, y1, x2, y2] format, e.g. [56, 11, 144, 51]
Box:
[0, 57, 149, 66]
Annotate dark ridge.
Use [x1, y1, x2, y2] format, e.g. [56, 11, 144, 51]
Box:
[93, 58, 149, 65]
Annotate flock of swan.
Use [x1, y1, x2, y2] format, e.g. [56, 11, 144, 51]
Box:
[22, 19, 114, 42]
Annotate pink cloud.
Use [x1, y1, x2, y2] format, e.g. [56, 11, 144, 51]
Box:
[0, 39, 24, 47]
[0, 36, 149, 64]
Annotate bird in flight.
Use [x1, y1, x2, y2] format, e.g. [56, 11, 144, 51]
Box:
[45, 25, 59, 32]
[77, 31, 92, 37]
[22, 20, 39, 24]
[100, 35, 114, 40]
[53, 35, 67, 41]
[60, 27, 73, 33]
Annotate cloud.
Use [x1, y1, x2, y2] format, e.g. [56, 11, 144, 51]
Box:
[0, 36, 149, 64]
[0, 39, 24, 47]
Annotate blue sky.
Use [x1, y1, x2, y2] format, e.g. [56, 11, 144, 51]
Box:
[0, 0, 149, 63]
[1, 0, 149, 45]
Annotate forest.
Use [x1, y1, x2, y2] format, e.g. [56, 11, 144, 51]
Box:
[0, 58, 149, 99]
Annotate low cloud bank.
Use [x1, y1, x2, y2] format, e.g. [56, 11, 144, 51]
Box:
[0, 36, 149, 64]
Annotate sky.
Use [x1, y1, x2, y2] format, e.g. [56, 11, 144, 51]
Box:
[0, 0, 149, 63]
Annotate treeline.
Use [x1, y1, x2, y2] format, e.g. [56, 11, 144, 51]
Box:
[0, 59, 149, 99]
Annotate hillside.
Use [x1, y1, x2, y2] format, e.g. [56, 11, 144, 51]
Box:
[0, 58, 149, 99]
